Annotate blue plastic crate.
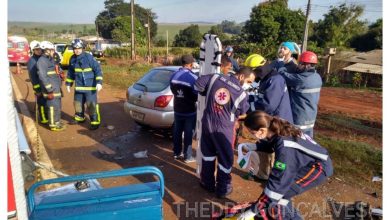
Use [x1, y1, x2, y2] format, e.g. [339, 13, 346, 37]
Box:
[27, 166, 164, 220]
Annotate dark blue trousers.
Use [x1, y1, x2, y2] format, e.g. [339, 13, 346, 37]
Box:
[173, 113, 196, 159]
[200, 125, 235, 195]
[74, 92, 100, 125]
[36, 95, 48, 124]
[46, 97, 61, 127]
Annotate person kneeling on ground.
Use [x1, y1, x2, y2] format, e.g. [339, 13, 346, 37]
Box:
[237, 111, 333, 220]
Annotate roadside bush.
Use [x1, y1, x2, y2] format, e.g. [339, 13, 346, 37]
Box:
[328, 73, 341, 87]
[352, 72, 363, 88]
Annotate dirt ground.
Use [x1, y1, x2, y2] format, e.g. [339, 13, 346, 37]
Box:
[318, 87, 382, 123]
[12, 66, 382, 220]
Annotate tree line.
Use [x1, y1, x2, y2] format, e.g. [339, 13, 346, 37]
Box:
[95, 0, 381, 55]
[171, 1, 381, 56]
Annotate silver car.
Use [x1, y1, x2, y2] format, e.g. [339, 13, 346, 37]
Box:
[124, 66, 198, 128]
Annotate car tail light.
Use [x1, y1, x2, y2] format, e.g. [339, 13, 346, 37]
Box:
[154, 95, 173, 108]
[126, 90, 129, 101]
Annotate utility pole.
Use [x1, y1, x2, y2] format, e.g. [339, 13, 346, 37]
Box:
[166, 30, 169, 57]
[302, 0, 311, 52]
[131, 0, 135, 60]
[147, 12, 151, 63]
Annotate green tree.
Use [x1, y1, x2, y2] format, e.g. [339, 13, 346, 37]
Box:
[219, 20, 242, 34]
[311, 3, 366, 48]
[241, 0, 305, 57]
[349, 19, 382, 51]
[95, 0, 157, 40]
[208, 25, 229, 43]
[110, 16, 146, 45]
[173, 24, 202, 48]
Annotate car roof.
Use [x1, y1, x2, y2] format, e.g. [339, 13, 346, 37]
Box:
[152, 66, 200, 72]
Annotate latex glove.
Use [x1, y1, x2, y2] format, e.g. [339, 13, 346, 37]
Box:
[46, 92, 54, 100]
[242, 143, 257, 151]
[237, 209, 257, 220]
[66, 86, 71, 93]
[96, 84, 102, 92]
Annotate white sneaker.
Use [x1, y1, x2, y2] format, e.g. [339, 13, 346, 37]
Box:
[184, 157, 196, 163]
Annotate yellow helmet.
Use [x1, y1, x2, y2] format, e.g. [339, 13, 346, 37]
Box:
[244, 54, 266, 68]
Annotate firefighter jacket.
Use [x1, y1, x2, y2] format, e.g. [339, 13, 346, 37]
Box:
[36, 54, 62, 98]
[170, 67, 198, 116]
[66, 52, 103, 93]
[27, 54, 42, 93]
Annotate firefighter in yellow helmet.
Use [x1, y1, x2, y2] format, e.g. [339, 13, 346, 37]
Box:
[244, 54, 266, 69]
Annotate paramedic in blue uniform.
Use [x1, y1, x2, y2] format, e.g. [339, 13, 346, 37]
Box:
[238, 111, 333, 220]
[249, 63, 293, 123]
[170, 55, 198, 163]
[37, 41, 65, 131]
[278, 51, 322, 138]
[27, 40, 48, 125]
[66, 39, 103, 130]
[195, 55, 255, 198]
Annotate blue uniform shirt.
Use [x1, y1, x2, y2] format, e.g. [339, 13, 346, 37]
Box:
[278, 67, 322, 130]
[195, 74, 249, 129]
[170, 67, 198, 116]
[257, 134, 333, 201]
[252, 71, 293, 123]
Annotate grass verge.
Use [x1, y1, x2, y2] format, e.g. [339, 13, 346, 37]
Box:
[102, 62, 155, 89]
[316, 134, 382, 189]
[316, 113, 382, 145]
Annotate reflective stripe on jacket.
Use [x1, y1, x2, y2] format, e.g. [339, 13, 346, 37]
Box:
[66, 52, 103, 93]
[257, 134, 333, 201]
[36, 55, 61, 96]
[278, 67, 322, 129]
[170, 67, 198, 116]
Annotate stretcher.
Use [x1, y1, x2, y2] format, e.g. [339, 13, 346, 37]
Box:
[196, 33, 222, 177]
[27, 166, 164, 220]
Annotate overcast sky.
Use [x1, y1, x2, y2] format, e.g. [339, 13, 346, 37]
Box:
[8, 0, 382, 24]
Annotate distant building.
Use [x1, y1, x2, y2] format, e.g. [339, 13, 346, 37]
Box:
[59, 33, 77, 40]
[331, 50, 382, 87]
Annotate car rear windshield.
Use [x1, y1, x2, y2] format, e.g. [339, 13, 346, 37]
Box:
[56, 45, 65, 53]
[133, 69, 174, 92]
